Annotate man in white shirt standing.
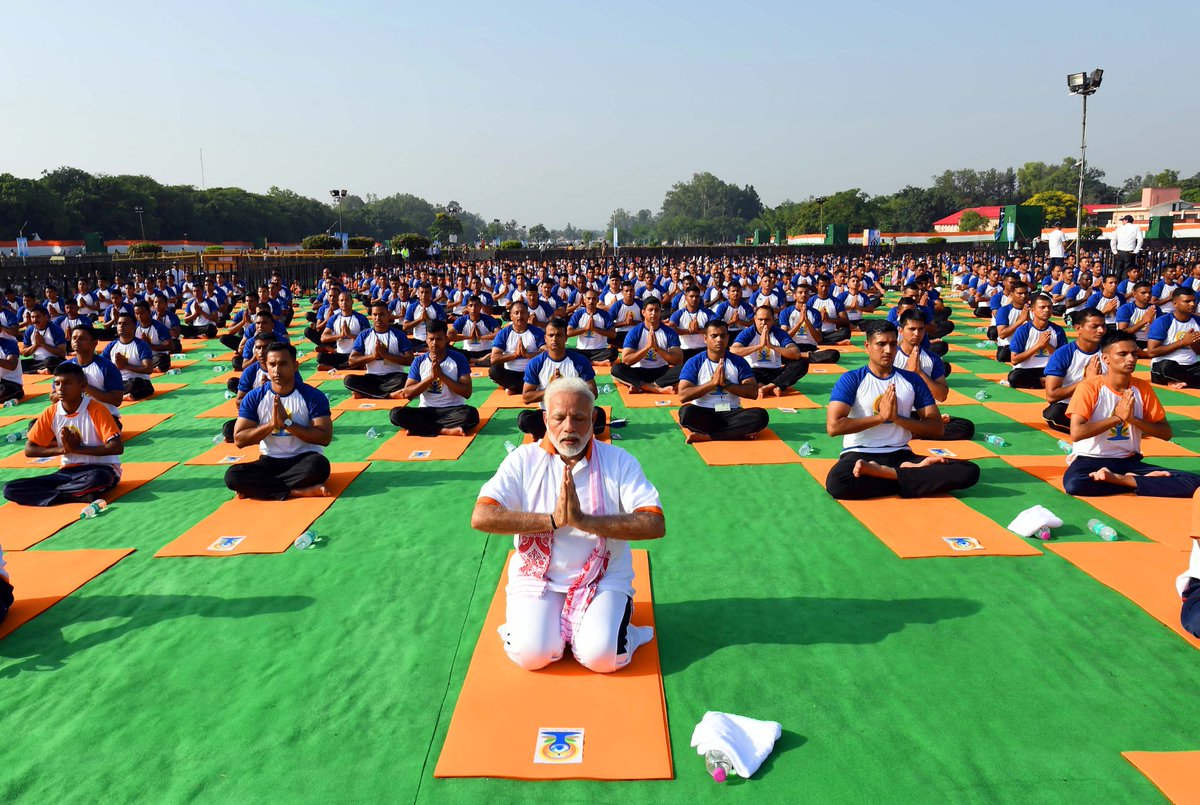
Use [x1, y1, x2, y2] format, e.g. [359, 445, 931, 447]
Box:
[1045, 221, 1069, 270]
[471, 377, 665, 674]
[1110, 214, 1144, 276]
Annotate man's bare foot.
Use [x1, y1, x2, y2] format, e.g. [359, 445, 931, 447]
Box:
[684, 430, 711, 444]
[657, 385, 676, 395]
[903, 456, 948, 469]
[626, 384, 643, 394]
[351, 391, 364, 399]
[853, 459, 897, 479]
[389, 390, 406, 399]
[1168, 381, 1187, 390]
[770, 385, 783, 397]
[758, 384, 776, 399]
[440, 426, 467, 437]
[837, 339, 852, 346]
[1089, 466, 1136, 488]
[505, 387, 519, 396]
[289, 484, 329, 499]
[236, 492, 248, 500]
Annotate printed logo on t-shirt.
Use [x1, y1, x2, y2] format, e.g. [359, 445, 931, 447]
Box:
[1108, 422, 1130, 441]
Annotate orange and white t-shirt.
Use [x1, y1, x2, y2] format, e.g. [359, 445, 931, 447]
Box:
[1065, 376, 1165, 462]
[26, 396, 123, 475]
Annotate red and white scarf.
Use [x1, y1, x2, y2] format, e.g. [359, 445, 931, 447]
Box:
[511, 444, 609, 644]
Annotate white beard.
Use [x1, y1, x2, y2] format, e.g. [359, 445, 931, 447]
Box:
[551, 431, 590, 457]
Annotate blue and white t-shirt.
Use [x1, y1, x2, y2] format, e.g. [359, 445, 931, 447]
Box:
[733, 326, 793, 369]
[0, 337, 22, 384]
[1115, 302, 1159, 341]
[668, 306, 715, 351]
[68, 355, 126, 416]
[1009, 323, 1067, 369]
[351, 326, 412, 375]
[621, 324, 681, 370]
[523, 351, 595, 407]
[452, 314, 500, 350]
[409, 351, 471, 407]
[1146, 313, 1200, 368]
[404, 301, 447, 343]
[326, 310, 370, 354]
[1044, 342, 1107, 385]
[679, 352, 754, 409]
[829, 366, 936, 454]
[102, 337, 154, 382]
[238, 382, 331, 458]
[567, 308, 613, 351]
[492, 325, 545, 373]
[807, 295, 846, 333]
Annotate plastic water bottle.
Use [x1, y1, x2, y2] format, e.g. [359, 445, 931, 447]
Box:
[5, 432, 22, 443]
[979, 339, 996, 348]
[223, 390, 235, 400]
[166, 368, 182, 375]
[212, 434, 224, 445]
[79, 499, 108, 520]
[1, 399, 17, 409]
[1056, 439, 1072, 453]
[1088, 518, 1118, 541]
[327, 368, 338, 377]
[798, 441, 813, 457]
[365, 426, 379, 439]
[212, 365, 225, 373]
[974, 327, 988, 333]
[599, 384, 614, 395]
[1033, 526, 1053, 541]
[985, 433, 1007, 447]
[205, 353, 215, 360]
[503, 439, 517, 454]
[171, 353, 186, 360]
[292, 529, 317, 550]
[296, 350, 307, 359]
[704, 749, 734, 783]
[974, 390, 990, 401]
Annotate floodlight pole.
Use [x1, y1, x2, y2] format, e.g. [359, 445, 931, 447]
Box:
[1075, 92, 1087, 264]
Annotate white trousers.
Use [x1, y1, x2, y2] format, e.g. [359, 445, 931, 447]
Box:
[499, 589, 653, 674]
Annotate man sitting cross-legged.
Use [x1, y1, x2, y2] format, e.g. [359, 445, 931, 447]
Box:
[824, 320, 980, 500]
[2, 362, 123, 506]
[221, 334, 311, 442]
[1006, 293, 1067, 390]
[226, 343, 333, 501]
[389, 320, 480, 437]
[449, 295, 501, 366]
[895, 308, 975, 441]
[519, 317, 606, 440]
[342, 302, 414, 399]
[470, 377, 665, 673]
[730, 304, 810, 398]
[677, 319, 768, 442]
[132, 300, 173, 373]
[1146, 286, 1200, 388]
[488, 299, 546, 395]
[65, 325, 126, 428]
[102, 311, 156, 401]
[610, 296, 684, 395]
[567, 288, 618, 364]
[1063, 330, 1200, 498]
[1042, 308, 1107, 433]
[317, 291, 369, 370]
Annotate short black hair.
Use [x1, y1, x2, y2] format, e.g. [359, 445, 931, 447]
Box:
[1173, 287, 1196, 301]
[1133, 280, 1152, 292]
[426, 319, 448, 336]
[265, 342, 297, 360]
[863, 319, 898, 341]
[704, 318, 728, 333]
[545, 316, 568, 332]
[897, 309, 928, 328]
[253, 332, 275, 345]
[1100, 329, 1137, 351]
[71, 324, 97, 341]
[1071, 307, 1105, 327]
[54, 362, 85, 380]
[642, 296, 662, 309]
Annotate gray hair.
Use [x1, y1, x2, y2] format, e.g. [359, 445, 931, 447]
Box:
[543, 377, 595, 411]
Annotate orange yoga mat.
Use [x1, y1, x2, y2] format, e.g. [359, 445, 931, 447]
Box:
[909, 439, 996, 460]
[0, 462, 176, 550]
[740, 390, 822, 410]
[368, 409, 494, 462]
[939, 388, 987, 406]
[22, 374, 53, 388]
[333, 396, 410, 412]
[0, 415, 31, 428]
[1165, 405, 1200, 422]
[185, 443, 260, 466]
[206, 352, 236, 362]
[949, 344, 1000, 359]
[0, 549, 135, 640]
[119, 383, 189, 410]
[985, 401, 1196, 457]
[1003, 455, 1195, 550]
[434, 550, 671, 780]
[615, 386, 680, 409]
[805, 363, 847, 375]
[480, 388, 539, 409]
[670, 411, 801, 466]
[1122, 751, 1200, 804]
[801, 458, 1042, 558]
[1049, 542, 1198, 649]
[154, 461, 368, 557]
[196, 398, 240, 419]
[157, 358, 198, 370]
[309, 368, 366, 382]
[204, 371, 241, 385]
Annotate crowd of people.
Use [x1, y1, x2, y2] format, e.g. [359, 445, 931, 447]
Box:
[0, 247, 1197, 651]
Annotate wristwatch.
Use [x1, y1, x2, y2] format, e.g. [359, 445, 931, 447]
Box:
[283, 417, 294, 429]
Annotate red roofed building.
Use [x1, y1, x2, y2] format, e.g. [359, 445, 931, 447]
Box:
[933, 204, 1109, 233]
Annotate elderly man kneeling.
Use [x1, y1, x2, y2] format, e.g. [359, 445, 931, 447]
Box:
[471, 377, 666, 673]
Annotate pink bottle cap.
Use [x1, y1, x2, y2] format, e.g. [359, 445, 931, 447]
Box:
[711, 767, 727, 783]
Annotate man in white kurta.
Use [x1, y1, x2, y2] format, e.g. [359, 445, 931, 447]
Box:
[472, 378, 665, 673]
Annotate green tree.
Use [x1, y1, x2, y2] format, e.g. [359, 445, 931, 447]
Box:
[428, 211, 463, 243]
[1024, 190, 1078, 224]
[528, 224, 550, 242]
[958, 210, 991, 231]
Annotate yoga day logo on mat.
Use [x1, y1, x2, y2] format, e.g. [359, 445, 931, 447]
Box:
[208, 536, 245, 552]
[943, 537, 984, 551]
[534, 728, 584, 764]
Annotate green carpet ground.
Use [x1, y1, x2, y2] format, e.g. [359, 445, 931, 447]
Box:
[0, 304, 1195, 803]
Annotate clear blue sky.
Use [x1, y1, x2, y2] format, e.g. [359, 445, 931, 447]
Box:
[8, 0, 1197, 229]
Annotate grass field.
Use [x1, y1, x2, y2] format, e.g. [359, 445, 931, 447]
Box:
[0, 302, 1195, 804]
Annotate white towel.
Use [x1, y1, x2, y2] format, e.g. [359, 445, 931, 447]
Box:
[1006, 505, 1063, 537]
[690, 711, 782, 779]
